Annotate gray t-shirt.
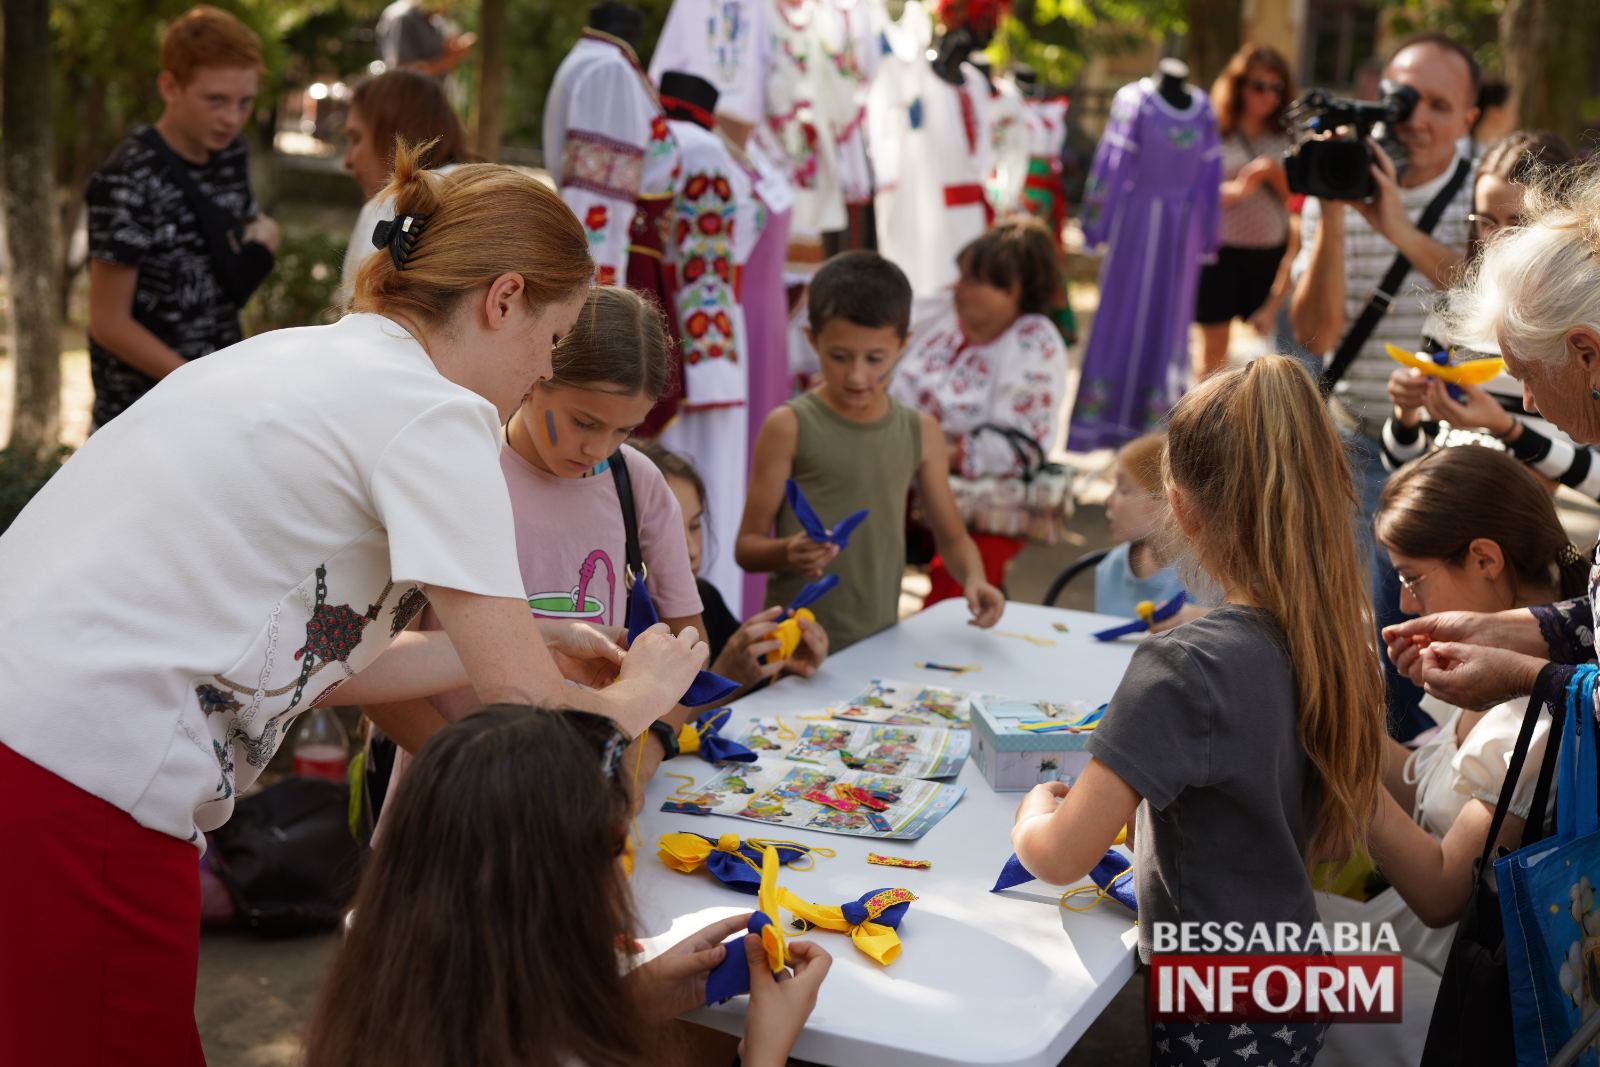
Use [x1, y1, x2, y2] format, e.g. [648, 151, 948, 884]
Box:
[1087, 605, 1320, 961]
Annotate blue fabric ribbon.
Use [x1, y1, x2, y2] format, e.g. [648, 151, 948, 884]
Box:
[990, 850, 1137, 912]
[628, 580, 739, 706]
[670, 833, 808, 892]
[785, 479, 868, 549]
[687, 707, 758, 764]
[785, 574, 840, 616]
[704, 913, 769, 1005]
[1091, 591, 1187, 641]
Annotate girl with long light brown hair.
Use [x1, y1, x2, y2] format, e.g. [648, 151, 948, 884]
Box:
[1010, 356, 1386, 1065]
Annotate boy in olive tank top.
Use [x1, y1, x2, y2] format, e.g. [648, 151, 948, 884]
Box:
[736, 252, 1005, 650]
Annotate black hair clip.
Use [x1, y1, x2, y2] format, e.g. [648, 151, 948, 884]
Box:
[371, 212, 430, 270]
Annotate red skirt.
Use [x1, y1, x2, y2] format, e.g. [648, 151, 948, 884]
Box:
[923, 532, 1026, 606]
[0, 743, 206, 1067]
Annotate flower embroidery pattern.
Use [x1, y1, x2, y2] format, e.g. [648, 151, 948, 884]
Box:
[675, 168, 738, 367]
[562, 130, 645, 200]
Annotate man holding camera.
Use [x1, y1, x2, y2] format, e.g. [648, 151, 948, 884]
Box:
[1290, 32, 1478, 738]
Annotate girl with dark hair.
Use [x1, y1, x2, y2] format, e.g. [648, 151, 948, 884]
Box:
[304, 706, 830, 1067]
[1193, 43, 1296, 379]
[338, 69, 477, 302]
[1351, 447, 1585, 969]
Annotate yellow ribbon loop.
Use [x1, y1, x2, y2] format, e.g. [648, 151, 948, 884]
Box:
[777, 887, 915, 965]
[657, 831, 718, 872]
[756, 843, 787, 973]
[1135, 600, 1156, 625]
[771, 608, 816, 661]
[677, 723, 701, 755]
[1058, 866, 1136, 913]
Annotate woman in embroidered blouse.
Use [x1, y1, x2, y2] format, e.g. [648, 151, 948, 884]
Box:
[1385, 164, 1600, 740]
[888, 216, 1068, 600]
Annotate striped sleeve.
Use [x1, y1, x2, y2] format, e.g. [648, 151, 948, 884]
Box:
[1380, 417, 1434, 472]
[1508, 424, 1600, 502]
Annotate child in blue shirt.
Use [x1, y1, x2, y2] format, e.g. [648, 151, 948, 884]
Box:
[1094, 433, 1187, 617]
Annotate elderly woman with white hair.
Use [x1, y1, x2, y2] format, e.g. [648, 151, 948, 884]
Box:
[1384, 164, 1600, 716]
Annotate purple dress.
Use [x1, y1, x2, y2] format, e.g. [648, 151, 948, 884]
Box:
[741, 199, 793, 616]
[1068, 79, 1221, 452]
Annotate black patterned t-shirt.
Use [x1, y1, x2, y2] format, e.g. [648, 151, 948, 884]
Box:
[85, 128, 258, 426]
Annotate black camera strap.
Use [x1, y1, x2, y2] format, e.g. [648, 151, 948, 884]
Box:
[1319, 155, 1472, 394]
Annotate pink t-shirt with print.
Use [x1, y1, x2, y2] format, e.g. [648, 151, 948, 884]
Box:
[422, 441, 703, 721]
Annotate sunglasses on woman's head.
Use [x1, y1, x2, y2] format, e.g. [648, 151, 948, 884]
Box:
[1245, 78, 1285, 94]
[563, 709, 630, 780]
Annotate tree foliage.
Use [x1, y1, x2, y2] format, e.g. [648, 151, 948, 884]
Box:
[988, 0, 1187, 91]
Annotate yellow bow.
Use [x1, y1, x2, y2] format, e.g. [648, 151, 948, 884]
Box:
[777, 886, 916, 965]
[658, 830, 749, 872]
[1384, 342, 1504, 386]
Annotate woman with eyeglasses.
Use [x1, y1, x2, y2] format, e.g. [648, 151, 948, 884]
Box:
[1192, 44, 1295, 380]
[1316, 447, 1587, 979]
[1382, 131, 1589, 493]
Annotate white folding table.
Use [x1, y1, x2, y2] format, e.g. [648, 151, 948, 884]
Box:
[633, 600, 1142, 1067]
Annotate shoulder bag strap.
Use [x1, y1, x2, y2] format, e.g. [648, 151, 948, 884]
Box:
[608, 448, 644, 598]
[133, 127, 258, 305]
[1320, 156, 1473, 394]
[1477, 664, 1563, 879]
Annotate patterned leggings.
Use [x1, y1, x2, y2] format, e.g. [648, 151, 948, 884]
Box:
[1151, 1020, 1328, 1066]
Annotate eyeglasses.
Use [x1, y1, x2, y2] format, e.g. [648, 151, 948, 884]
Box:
[1245, 78, 1285, 95]
[1396, 567, 1442, 605]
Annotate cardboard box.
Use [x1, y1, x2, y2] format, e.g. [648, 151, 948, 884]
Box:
[970, 696, 1097, 792]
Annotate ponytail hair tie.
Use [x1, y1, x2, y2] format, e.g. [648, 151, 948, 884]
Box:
[371, 212, 431, 270]
[1559, 542, 1586, 567]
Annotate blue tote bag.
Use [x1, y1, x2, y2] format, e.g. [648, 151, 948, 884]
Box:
[1500, 663, 1600, 1067]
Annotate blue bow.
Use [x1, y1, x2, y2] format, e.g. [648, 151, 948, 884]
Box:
[990, 851, 1137, 912]
[628, 580, 739, 706]
[704, 911, 775, 1004]
[1091, 591, 1187, 641]
[786, 480, 868, 549]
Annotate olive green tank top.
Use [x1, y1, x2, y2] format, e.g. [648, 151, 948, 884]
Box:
[765, 390, 922, 651]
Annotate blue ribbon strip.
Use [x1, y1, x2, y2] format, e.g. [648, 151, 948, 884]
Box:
[786, 479, 868, 549]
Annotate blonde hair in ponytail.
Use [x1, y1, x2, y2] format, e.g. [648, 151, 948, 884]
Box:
[1165, 356, 1386, 865]
[350, 139, 593, 327]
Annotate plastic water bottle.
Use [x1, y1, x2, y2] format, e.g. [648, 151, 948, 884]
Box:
[292, 708, 349, 782]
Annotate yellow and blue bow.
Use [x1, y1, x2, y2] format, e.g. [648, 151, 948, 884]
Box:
[657, 829, 822, 892]
[779, 886, 916, 965]
[761, 574, 839, 665]
[991, 849, 1136, 913]
[705, 843, 788, 1004]
[675, 708, 757, 764]
[1092, 591, 1186, 641]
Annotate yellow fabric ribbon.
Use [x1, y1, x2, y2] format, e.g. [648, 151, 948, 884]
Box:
[676, 707, 733, 757]
[656, 831, 834, 875]
[757, 842, 787, 973]
[1384, 342, 1504, 386]
[777, 886, 916, 965]
[771, 608, 816, 661]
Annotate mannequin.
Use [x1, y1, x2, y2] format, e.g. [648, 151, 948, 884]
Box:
[653, 69, 762, 615]
[587, 1, 642, 48]
[1156, 57, 1192, 110]
[966, 51, 996, 93]
[1013, 62, 1042, 100]
[928, 25, 979, 86]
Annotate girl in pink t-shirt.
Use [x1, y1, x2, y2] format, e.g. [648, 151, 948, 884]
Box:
[370, 288, 720, 818]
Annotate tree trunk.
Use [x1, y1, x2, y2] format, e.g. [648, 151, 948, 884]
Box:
[476, 0, 508, 161]
[3, 0, 64, 455]
[1501, 0, 1600, 143]
[1185, 0, 1242, 91]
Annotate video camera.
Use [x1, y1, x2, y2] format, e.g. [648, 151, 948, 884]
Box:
[1283, 81, 1420, 201]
